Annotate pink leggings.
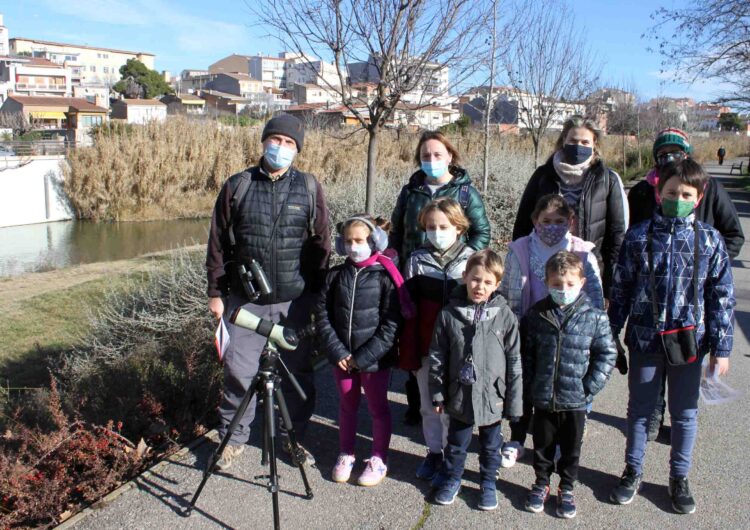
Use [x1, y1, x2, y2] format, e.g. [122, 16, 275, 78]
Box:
[333, 367, 392, 461]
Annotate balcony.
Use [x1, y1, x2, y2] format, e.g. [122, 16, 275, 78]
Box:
[14, 83, 67, 92]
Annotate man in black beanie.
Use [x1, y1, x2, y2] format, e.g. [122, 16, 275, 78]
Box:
[206, 113, 330, 470]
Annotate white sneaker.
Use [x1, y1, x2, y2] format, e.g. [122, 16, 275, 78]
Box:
[500, 441, 524, 468]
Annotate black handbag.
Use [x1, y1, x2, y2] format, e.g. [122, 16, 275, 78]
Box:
[647, 220, 700, 366]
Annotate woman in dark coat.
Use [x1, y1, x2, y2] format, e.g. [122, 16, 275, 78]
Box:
[512, 116, 627, 301]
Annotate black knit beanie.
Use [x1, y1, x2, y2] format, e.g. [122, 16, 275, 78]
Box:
[262, 114, 305, 152]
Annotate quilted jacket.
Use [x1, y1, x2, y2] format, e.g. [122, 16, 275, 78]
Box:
[315, 260, 402, 372]
[428, 287, 523, 426]
[522, 294, 617, 411]
[608, 212, 735, 357]
[389, 166, 491, 262]
[398, 241, 475, 370]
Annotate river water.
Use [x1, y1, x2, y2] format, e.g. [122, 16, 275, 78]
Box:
[0, 219, 210, 277]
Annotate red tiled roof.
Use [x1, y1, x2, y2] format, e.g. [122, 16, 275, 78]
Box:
[26, 57, 62, 68]
[115, 98, 166, 106]
[10, 37, 154, 56]
[7, 95, 107, 112]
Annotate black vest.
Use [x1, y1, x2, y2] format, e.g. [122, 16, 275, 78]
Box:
[232, 166, 312, 305]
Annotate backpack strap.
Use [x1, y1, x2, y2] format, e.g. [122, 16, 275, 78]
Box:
[458, 184, 470, 209]
[227, 171, 254, 248]
[302, 172, 318, 237]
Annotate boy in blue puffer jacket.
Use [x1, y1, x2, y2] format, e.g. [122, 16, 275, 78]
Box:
[608, 159, 735, 515]
[522, 251, 617, 519]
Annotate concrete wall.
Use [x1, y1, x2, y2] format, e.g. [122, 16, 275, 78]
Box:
[0, 156, 74, 227]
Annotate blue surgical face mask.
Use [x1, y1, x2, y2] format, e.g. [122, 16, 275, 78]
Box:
[264, 143, 296, 170]
[421, 160, 449, 179]
[562, 144, 593, 165]
[549, 286, 582, 306]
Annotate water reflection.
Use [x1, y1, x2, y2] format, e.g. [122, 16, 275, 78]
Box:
[0, 219, 210, 277]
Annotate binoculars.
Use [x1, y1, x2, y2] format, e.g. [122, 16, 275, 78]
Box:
[237, 259, 272, 302]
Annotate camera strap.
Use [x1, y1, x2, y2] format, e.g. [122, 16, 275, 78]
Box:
[647, 218, 700, 328]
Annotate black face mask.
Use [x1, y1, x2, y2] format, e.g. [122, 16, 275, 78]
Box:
[563, 143, 593, 165]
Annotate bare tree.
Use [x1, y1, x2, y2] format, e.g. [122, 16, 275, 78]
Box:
[252, 0, 486, 213]
[502, 0, 600, 166]
[648, 0, 750, 110]
[0, 112, 32, 137]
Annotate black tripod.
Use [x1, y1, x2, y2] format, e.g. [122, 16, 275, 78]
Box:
[184, 339, 314, 529]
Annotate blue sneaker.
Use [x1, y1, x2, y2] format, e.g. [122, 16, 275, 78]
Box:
[525, 484, 550, 513]
[416, 451, 443, 481]
[433, 478, 461, 505]
[478, 485, 498, 511]
[556, 489, 576, 519]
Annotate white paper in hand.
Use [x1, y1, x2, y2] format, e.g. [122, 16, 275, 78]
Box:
[700, 359, 742, 405]
[215, 317, 230, 361]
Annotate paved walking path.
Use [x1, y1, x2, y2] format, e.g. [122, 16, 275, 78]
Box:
[68, 160, 750, 530]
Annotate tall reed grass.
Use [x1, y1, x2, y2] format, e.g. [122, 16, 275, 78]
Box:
[63, 117, 749, 226]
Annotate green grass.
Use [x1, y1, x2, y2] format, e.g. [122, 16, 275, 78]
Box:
[0, 274, 145, 389]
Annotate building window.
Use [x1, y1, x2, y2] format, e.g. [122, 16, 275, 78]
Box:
[90, 66, 96, 72]
[103, 67, 109, 74]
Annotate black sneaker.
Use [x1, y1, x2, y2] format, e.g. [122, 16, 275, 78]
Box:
[556, 489, 576, 519]
[610, 465, 642, 505]
[525, 484, 549, 513]
[669, 476, 696, 514]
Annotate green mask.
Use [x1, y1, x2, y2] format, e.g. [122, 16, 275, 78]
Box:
[661, 197, 695, 218]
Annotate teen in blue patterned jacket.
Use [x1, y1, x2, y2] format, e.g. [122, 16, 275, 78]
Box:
[608, 159, 735, 515]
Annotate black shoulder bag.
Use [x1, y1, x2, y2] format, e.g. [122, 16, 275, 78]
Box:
[648, 220, 700, 365]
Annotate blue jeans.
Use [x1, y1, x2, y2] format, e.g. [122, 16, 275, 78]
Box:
[438, 418, 502, 487]
[625, 352, 702, 477]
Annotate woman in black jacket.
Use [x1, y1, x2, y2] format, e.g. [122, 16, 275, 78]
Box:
[512, 116, 627, 300]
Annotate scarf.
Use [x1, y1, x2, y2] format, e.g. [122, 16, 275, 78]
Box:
[352, 251, 416, 319]
[431, 239, 467, 268]
[646, 168, 662, 205]
[552, 150, 593, 186]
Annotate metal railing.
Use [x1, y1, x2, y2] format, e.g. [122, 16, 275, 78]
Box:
[0, 140, 77, 156]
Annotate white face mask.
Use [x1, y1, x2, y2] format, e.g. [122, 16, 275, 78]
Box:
[346, 242, 372, 263]
[426, 227, 458, 250]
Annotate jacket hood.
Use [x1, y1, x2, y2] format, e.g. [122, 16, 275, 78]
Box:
[407, 165, 471, 189]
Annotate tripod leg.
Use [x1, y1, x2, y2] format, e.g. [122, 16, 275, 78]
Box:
[274, 385, 314, 499]
[183, 374, 260, 517]
[264, 380, 282, 530]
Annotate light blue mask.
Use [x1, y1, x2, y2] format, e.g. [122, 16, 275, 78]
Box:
[549, 286, 582, 306]
[421, 160, 449, 179]
[264, 143, 296, 170]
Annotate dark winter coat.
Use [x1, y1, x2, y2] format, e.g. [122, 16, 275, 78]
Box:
[399, 241, 475, 370]
[315, 260, 402, 372]
[389, 166, 491, 262]
[522, 294, 617, 411]
[628, 177, 744, 259]
[608, 212, 735, 357]
[512, 157, 626, 297]
[428, 287, 523, 426]
[206, 161, 331, 302]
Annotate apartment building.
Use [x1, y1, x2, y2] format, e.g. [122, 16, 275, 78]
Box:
[286, 59, 341, 88]
[10, 37, 155, 87]
[248, 54, 287, 89]
[205, 73, 264, 97]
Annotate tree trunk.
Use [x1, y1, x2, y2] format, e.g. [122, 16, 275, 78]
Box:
[366, 127, 378, 214]
[533, 139, 540, 168]
[622, 133, 627, 176]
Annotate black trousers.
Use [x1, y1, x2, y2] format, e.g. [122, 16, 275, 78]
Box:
[532, 409, 586, 491]
[510, 399, 534, 443]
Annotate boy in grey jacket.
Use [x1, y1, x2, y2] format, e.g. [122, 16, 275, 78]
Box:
[429, 250, 523, 511]
[522, 251, 617, 519]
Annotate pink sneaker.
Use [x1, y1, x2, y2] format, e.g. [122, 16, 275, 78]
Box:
[332, 453, 356, 483]
[357, 456, 387, 487]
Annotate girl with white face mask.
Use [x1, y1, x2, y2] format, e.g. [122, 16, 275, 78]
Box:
[498, 193, 605, 469]
[315, 214, 414, 487]
[398, 198, 476, 481]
